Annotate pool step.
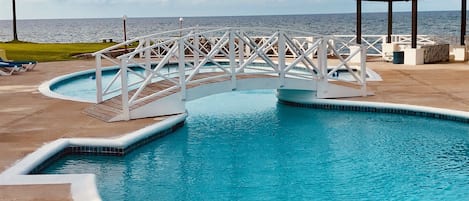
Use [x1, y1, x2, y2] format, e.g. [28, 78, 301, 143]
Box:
[84, 100, 123, 122]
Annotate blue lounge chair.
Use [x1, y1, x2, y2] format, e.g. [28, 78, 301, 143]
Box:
[0, 62, 25, 76]
[0, 58, 37, 71]
[0, 49, 37, 71]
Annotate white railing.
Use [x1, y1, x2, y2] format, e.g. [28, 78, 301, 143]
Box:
[330, 34, 442, 57]
[391, 35, 438, 45]
[93, 27, 370, 120]
[331, 35, 385, 56]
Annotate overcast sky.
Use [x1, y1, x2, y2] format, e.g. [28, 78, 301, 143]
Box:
[0, 0, 464, 20]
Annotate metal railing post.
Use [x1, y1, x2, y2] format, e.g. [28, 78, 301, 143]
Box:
[229, 30, 237, 90]
[95, 54, 103, 103]
[178, 38, 187, 101]
[120, 57, 130, 120]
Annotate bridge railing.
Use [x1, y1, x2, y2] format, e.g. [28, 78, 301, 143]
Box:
[94, 27, 369, 120]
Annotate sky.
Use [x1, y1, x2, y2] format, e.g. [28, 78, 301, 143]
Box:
[0, 0, 465, 20]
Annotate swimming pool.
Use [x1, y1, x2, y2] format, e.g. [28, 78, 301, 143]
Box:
[42, 90, 469, 200]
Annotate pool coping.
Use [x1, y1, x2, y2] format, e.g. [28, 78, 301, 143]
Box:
[2, 99, 469, 201]
[280, 99, 469, 123]
[38, 66, 122, 103]
[0, 113, 187, 201]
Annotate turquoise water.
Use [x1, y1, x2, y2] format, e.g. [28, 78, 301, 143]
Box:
[42, 90, 469, 200]
[51, 64, 179, 101]
[50, 67, 150, 101]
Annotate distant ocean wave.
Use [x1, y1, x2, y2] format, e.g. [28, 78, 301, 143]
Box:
[0, 11, 465, 43]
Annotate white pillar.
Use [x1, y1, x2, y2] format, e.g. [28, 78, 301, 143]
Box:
[349, 45, 362, 63]
[382, 42, 398, 62]
[404, 48, 424, 65]
[453, 45, 467, 62]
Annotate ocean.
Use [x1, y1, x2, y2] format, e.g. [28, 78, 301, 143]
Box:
[0, 11, 465, 43]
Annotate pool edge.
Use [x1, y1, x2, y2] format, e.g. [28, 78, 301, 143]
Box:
[3, 99, 469, 201]
[0, 113, 187, 201]
[38, 66, 121, 103]
[279, 99, 469, 123]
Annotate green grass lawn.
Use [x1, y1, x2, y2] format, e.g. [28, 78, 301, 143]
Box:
[0, 41, 117, 62]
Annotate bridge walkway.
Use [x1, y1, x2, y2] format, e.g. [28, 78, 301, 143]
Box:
[85, 72, 274, 122]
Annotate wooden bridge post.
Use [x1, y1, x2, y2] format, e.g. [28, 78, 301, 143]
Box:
[229, 30, 237, 90]
[277, 31, 286, 87]
[95, 54, 103, 103]
[120, 57, 130, 120]
[178, 38, 187, 101]
[194, 33, 200, 67]
[316, 37, 329, 98]
[360, 44, 367, 96]
[144, 38, 152, 77]
[318, 37, 328, 79]
[238, 33, 245, 67]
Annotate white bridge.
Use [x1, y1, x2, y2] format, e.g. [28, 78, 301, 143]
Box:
[86, 27, 375, 122]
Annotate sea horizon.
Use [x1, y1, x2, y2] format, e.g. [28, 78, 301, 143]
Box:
[0, 9, 463, 21]
[0, 10, 466, 43]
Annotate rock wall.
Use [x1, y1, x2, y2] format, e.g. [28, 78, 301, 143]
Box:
[422, 44, 449, 64]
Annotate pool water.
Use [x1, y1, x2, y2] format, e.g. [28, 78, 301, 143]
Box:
[42, 90, 469, 200]
[50, 67, 152, 101]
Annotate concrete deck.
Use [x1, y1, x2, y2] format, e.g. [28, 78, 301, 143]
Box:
[1, 59, 468, 200]
[0, 60, 162, 201]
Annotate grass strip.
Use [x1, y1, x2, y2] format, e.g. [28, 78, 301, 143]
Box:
[0, 41, 116, 62]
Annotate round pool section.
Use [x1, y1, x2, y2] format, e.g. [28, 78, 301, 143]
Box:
[39, 66, 149, 103]
[42, 90, 469, 201]
[39, 62, 382, 103]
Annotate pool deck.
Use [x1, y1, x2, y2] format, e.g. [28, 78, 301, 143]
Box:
[1, 59, 469, 200]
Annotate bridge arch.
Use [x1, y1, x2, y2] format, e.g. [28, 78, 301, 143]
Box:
[87, 27, 371, 122]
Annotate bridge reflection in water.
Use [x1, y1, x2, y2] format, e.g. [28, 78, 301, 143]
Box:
[87, 27, 375, 122]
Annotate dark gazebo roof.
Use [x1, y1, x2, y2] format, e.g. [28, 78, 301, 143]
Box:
[364, 0, 409, 1]
[356, 0, 467, 47]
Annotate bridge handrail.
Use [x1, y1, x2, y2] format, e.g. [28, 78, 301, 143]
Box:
[94, 28, 371, 120]
[92, 26, 224, 56]
[93, 26, 325, 57]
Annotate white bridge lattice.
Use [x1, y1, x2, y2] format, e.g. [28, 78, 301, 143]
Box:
[87, 27, 370, 122]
